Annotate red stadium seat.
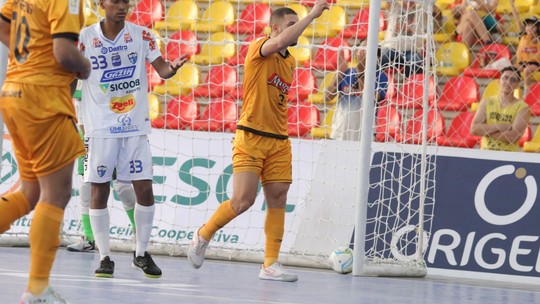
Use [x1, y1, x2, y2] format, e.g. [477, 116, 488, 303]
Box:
[127, 0, 164, 28]
[193, 65, 238, 98]
[288, 68, 317, 102]
[375, 104, 402, 142]
[165, 30, 199, 61]
[306, 37, 350, 71]
[462, 44, 511, 79]
[399, 109, 445, 144]
[340, 9, 386, 39]
[191, 99, 238, 132]
[524, 83, 540, 116]
[230, 85, 243, 100]
[151, 96, 199, 130]
[437, 76, 479, 111]
[287, 102, 320, 137]
[390, 74, 436, 109]
[436, 111, 480, 148]
[147, 63, 163, 90]
[227, 34, 264, 66]
[520, 126, 533, 147]
[227, 3, 271, 35]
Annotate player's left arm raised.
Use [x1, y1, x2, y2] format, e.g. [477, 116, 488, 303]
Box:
[151, 54, 189, 79]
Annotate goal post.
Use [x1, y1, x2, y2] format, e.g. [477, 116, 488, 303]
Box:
[353, 0, 437, 277]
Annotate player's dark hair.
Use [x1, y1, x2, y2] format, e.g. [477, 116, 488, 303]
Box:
[269, 8, 298, 25]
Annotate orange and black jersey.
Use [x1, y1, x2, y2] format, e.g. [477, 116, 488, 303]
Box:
[236, 37, 296, 139]
[1, 0, 84, 86]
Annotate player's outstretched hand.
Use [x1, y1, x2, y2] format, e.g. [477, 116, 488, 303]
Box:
[309, 0, 329, 19]
[168, 54, 189, 77]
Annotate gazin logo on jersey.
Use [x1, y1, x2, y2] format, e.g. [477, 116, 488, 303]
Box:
[475, 165, 536, 225]
[101, 66, 136, 82]
[110, 94, 136, 113]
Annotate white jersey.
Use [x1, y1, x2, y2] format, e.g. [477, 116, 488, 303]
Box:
[79, 22, 161, 138]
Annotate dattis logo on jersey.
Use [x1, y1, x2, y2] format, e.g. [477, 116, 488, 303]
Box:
[101, 66, 136, 82]
[92, 38, 103, 48]
[267, 73, 290, 94]
[112, 53, 121, 67]
[142, 30, 157, 51]
[110, 94, 136, 113]
[79, 43, 86, 53]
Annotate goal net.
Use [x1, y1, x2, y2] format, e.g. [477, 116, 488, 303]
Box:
[0, 0, 437, 275]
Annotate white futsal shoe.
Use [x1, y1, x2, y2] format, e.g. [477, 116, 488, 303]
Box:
[20, 286, 67, 304]
[66, 237, 95, 252]
[187, 228, 209, 269]
[259, 262, 298, 282]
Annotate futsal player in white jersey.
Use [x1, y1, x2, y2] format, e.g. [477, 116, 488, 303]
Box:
[79, 0, 188, 278]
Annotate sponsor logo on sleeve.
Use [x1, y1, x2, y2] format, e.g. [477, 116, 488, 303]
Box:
[124, 33, 133, 43]
[100, 66, 136, 82]
[142, 30, 157, 51]
[69, 0, 80, 15]
[110, 94, 136, 113]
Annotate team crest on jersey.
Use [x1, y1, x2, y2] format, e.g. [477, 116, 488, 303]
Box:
[92, 38, 103, 48]
[128, 52, 138, 64]
[97, 165, 107, 177]
[124, 33, 133, 43]
[142, 30, 157, 51]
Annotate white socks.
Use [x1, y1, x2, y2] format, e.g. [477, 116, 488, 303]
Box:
[89, 208, 110, 260]
[135, 203, 155, 257]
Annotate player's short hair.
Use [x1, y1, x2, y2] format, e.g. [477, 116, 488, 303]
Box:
[269, 7, 298, 25]
[500, 66, 521, 81]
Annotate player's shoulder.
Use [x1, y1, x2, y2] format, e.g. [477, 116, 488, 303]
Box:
[80, 22, 100, 37]
[125, 21, 150, 36]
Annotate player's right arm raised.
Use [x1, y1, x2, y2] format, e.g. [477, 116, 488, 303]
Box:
[260, 0, 328, 57]
[53, 38, 91, 79]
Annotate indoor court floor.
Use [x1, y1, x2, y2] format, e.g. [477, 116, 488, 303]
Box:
[0, 247, 539, 304]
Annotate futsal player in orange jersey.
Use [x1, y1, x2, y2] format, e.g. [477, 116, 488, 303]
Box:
[0, 0, 90, 302]
[188, 0, 329, 282]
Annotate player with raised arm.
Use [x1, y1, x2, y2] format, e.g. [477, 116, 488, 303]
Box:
[79, 0, 187, 279]
[0, 0, 91, 302]
[187, 0, 329, 282]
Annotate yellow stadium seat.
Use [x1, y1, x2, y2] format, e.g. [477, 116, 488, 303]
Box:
[336, 0, 369, 9]
[497, 0, 534, 14]
[434, 10, 456, 43]
[154, 0, 198, 32]
[151, 29, 165, 53]
[267, 0, 296, 5]
[148, 93, 162, 120]
[192, 1, 235, 33]
[436, 42, 471, 76]
[153, 63, 200, 96]
[308, 72, 338, 104]
[435, 0, 455, 9]
[311, 106, 335, 139]
[303, 6, 346, 38]
[287, 36, 311, 65]
[481, 79, 522, 101]
[192, 32, 236, 65]
[287, 3, 309, 20]
[524, 127, 540, 152]
[84, 0, 105, 26]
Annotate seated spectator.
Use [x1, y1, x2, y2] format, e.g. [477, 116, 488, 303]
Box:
[514, 15, 540, 91]
[471, 66, 531, 151]
[380, 0, 427, 77]
[452, 0, 501, 47]
[325, 42, 388, 141]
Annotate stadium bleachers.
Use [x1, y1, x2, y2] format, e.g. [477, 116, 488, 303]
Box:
[120, 0, 540, 150]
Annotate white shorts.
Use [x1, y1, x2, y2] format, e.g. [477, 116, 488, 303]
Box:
[84, 135, 153, 183]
